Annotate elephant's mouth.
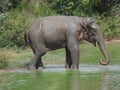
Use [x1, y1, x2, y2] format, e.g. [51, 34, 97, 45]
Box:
[84, 34, 96, 46]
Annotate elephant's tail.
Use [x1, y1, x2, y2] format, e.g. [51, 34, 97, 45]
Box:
[24, 31, 29, 45]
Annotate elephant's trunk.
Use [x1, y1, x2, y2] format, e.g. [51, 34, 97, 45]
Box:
[97, 40, 109, 65]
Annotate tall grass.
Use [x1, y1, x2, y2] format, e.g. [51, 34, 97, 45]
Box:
[0, 42, 120, 69]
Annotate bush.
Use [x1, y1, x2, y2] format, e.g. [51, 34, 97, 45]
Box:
[0, 55, 8, 69]
[96, 17, 115, 40]
[0, 10, 32, 47]
[0, 0, 12, 13]
[0, 0, 56, 48]
[47, 0, 93, 16]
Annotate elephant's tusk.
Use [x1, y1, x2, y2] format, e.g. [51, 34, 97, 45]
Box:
[99, 58, 109, 66]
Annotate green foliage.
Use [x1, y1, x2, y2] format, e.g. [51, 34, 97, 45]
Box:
[0, 0, 120, 48]
[0, 0, 56, 48]
[0, 0, 22, 13]
[0, 55, 8, 69]
[0, 0, 12, 13]
[47, 0, 93, 16]
[91, 0, 120, 39]
[0, 10, 31, 47]
[94, 16, 115, 39]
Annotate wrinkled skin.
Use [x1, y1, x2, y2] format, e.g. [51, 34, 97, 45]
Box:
[24, 16, 109, 70]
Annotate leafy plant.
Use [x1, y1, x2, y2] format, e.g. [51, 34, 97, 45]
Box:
[0, 0, 56, 48]
[0, 55, 8, 69]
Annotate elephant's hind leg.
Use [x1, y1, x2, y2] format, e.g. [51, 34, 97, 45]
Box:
[27, 37, 47, 70]
[27, 55, 39, 70]
[28, 52, 46, 70]
[35, 52, 46, 69]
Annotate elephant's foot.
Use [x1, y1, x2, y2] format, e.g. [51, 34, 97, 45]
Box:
[27, 64, 36, 70]
[65, 64, 69, 69]
[71, 65, 79, 69]
[36, 60, 44, 69]
[65, 63, 72, 69]
[37, 66, 44, 71]
[65, 66, 69, 69]
[36, 64, 45, 70]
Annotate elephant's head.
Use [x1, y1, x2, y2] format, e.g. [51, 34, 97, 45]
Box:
[80, 17, 109, 65]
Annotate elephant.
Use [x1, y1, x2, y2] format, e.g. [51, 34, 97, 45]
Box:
[24, 16, 109, 70]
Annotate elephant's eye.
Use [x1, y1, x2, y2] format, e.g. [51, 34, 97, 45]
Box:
[88, 33, 93, 37]
[91, 30, 97, 36]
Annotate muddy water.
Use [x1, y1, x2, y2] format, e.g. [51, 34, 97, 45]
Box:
[0, 65, 120, 90]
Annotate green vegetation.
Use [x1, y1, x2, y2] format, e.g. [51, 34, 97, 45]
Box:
[0, 0, 56, 47]
[0, 0, 120, 48]
[0, 42, 119, 69]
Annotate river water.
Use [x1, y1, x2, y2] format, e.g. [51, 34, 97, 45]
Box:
[0, 65, 120, 90]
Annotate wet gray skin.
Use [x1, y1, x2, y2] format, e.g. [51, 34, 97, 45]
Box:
[25, 16, 109, 70]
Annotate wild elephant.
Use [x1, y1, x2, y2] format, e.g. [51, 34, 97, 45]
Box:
[24, 16, 109, 70]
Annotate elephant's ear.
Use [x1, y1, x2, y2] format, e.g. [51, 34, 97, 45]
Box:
[86, 17, 95, 25]
[84, 18, 97, 46]
[80, 17, 95, 32]
[79, 18, 88, 32]
[86, 17, 98, 32]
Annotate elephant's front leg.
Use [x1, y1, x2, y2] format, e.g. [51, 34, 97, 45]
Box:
[67, 43, 79, 69]
[65, 46, 72, 69]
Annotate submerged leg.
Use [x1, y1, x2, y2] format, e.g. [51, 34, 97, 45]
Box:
[36, 52, 46, 69]
[67, 44, 79, 69]
[27, 55, 39, 70]
[65, 46, 72, 69]
[28, 51, 46, 70]
[36, 59, 44, 69]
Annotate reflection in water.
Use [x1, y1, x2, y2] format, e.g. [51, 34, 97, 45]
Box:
[66, 71, 80, 90]
[102, 71, 120, 90]
[65, 70, 102, 90]
[101, 71, 108, 90]
[0, 70, 120, 90]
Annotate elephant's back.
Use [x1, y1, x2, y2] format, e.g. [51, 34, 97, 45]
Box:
[42, 16, 79, 23]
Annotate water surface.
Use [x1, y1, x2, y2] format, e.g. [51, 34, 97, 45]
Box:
[0, 65, 120, 90]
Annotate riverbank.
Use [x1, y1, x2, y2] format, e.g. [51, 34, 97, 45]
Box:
[0, 64, 120, 73]
[0, 40, 120, 69]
